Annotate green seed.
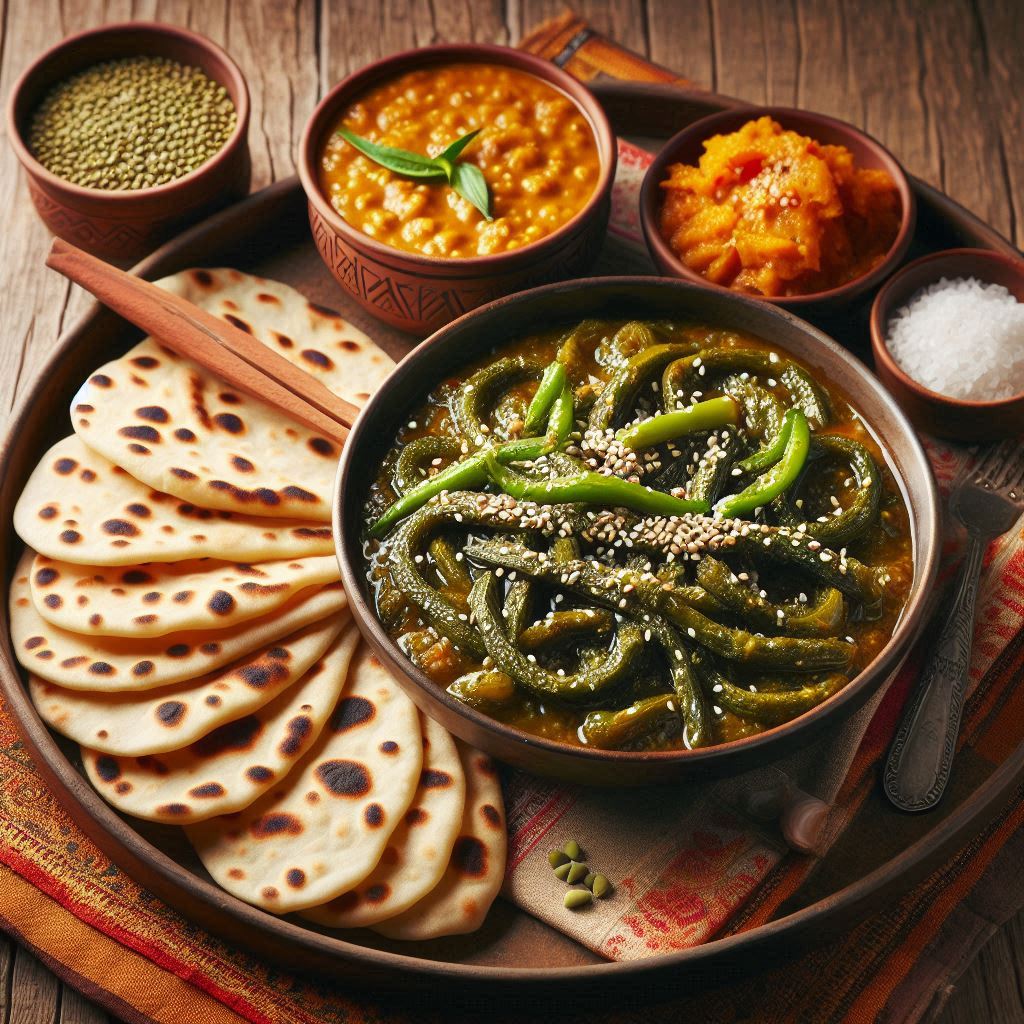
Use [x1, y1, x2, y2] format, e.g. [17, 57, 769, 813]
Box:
[553, 862, 572, 881]
[592, 874, 611, 899]
[28, 55, 236, 190]
[583, 872, 596, 889]
[562, 840, 582, 860]
[548, 849, 570, 869]
[564, 889, 593, 910]
[566, 861, 589, 884]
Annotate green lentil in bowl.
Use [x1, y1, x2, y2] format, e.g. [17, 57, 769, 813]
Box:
[28, 55, 236, 190]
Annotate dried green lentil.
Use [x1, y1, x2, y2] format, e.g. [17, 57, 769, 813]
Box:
[548, 849, 570, 869]
[565, 861, 589, 884]
[562, 840, 582, 860]
[28, 56, 236, 190]
[564, 889, 593, 910]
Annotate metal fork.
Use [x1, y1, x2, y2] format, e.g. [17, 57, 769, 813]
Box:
[884, 440, 1024, 813]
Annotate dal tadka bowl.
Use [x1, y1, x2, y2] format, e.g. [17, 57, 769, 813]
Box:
[334, 278, 940, 785]
[299, 44, 616, 335]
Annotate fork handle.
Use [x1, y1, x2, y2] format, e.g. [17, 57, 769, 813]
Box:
[883, 532, 987, 812]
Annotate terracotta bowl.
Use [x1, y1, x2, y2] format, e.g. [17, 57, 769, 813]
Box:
[298, 44, 617, 335]
[6, 22, 251, 263]
[639, 106, 917, 315]
[870, 248, 1024, 441]
[334, 276, 941, 786]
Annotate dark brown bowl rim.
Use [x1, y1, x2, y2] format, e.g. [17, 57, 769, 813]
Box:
[869, 246, 1024, 411]
[334, 274, 940, 773]
[297, 43, 617, 272]
[638, 105, 917, 308]
[6, 21, 251, 203]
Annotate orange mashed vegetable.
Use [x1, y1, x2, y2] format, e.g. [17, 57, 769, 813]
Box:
[658, 116, 901, 297]
[319, 63, 600, 259]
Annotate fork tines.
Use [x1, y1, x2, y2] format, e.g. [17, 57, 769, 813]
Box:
[975, 440, 1024, 493]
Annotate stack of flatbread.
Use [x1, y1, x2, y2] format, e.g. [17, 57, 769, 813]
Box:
[8, 269, 506, 937]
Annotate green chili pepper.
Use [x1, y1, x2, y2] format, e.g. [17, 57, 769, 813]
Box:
[393, 436, 461, 495]
[589, 343, 701, 431]
[716, 410, 810, 518]
[523, 360, 567, 436]
[579, 694, 679, 749]
[447, 669, 518, 710]
[688, 425, 740, 507]
[428, 536, 472, 597]
[774, 435, 881, 548]
[662, 349, 830, 428]
[464, 538, 855, 671]
[370, 434, 550, 538]
[722, 375, 784, 441]
[615, 396, 739, 450]
[502, 578, 534, 638]
[736, 411, 794, 474]
[519, 609, 615, 650]
[695, 557, 846, 636]
[468, 572, 645, 703]
[484, 453, 710, 517]
[544, 380, 575, 451]
[451, 356, 542, 440]
[691, 653, 845, 726]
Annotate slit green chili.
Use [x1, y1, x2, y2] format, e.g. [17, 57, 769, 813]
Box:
[716, 409, 810, 518]
[483, 453, 710, 517]
[615, 395, 739, 450]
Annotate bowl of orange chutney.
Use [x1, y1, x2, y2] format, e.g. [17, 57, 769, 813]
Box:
[640, 107, 916, 311]
[299, 45, 616, 334]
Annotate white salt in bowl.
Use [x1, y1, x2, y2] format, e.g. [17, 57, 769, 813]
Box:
[870, 248, 1024, 441]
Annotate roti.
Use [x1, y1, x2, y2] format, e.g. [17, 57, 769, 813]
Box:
[72, 268, 395, 520]
[30, 552, 339, 638]
[187, 645, 422, 914]
[30, 616, 345, 755]
[14, 435, 335, 565]
[302, 713, 466, 929]
[81, 624, 360, 821]
[11, 549, 347, 690]
[373, 743, 506, 940]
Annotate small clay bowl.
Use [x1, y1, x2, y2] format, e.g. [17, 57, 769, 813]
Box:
[639, 106, 916, 314]
[334, 276, 940, 786]
[7, 22, 251, 262]
[298, 44, 616, 335]
[870, 248, 1024, 441]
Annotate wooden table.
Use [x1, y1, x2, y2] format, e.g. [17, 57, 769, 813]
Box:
[0, 1, 1020, 1020]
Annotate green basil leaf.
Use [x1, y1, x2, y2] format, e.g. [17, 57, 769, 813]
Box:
[450, 161, 492, 221]
[438, 128, 483, 165]
[335, 127, 446, 179]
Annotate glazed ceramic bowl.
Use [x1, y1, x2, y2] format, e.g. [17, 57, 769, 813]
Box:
[334, 276, 941, 786]
[7, 22, 251, 262]
[639, 106, 917, 314]
[870, 248, 1024, 441]
[298, 44, 617, 336]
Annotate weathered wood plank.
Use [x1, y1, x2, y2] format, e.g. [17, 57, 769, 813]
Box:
[319, 0, 509, 86]
[9, 946, 59, 1024]
[58, 986, 109, 1024]
[0, 933, 14, 1023]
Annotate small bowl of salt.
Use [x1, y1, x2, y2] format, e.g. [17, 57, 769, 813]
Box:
[870, 248, 1024, 441]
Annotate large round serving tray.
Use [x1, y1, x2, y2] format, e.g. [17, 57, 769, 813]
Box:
[1, 83, 1022, 1002]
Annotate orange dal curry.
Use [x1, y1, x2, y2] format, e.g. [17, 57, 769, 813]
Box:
[319, 63, 601, 259]
[658, 116, 901, 297]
